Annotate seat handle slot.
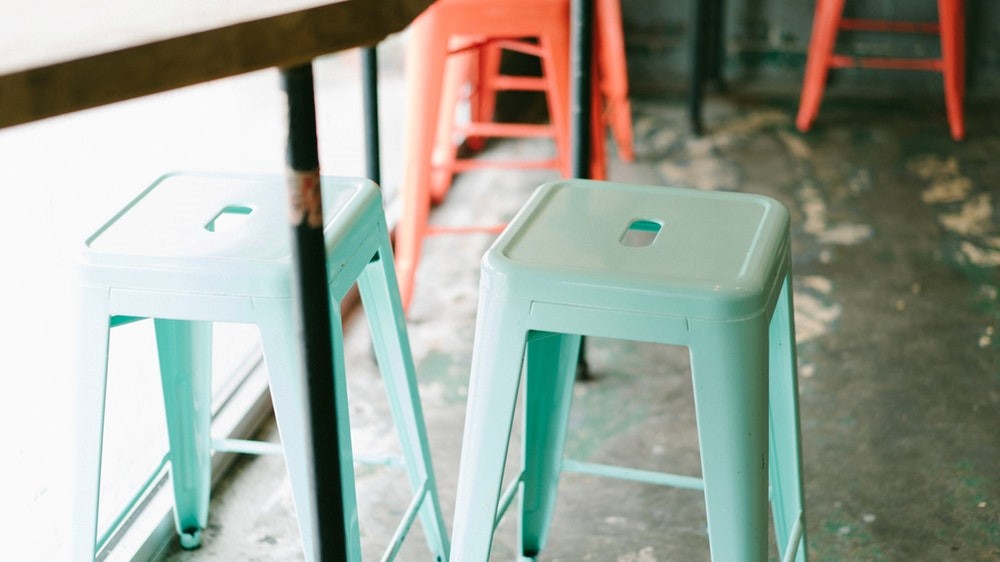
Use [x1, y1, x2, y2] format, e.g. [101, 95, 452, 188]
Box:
[620, 218, 662, 247]
[205, 205, 254, 232]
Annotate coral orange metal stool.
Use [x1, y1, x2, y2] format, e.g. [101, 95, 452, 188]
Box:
[395, 0, 634, 311]
[796, 0, 965, 141]
[450, 179, 807, 561]
[429, 0, 634, 201]
[461, 0, 634, 174]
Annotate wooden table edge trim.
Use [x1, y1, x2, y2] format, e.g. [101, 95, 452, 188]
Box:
[0, 0, 432, 130]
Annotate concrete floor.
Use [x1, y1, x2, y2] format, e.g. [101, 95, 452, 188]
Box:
[161, 93, 1000, 562]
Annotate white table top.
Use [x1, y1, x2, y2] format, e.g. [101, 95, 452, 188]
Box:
[0, 0, 431, 128]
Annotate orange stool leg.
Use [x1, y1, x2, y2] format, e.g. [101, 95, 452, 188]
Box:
[430, 41, 476, 204]
[938, 0, 965, 141]
[595, 0, 635, 161]
[796, 0, 845, 132]
[468, 41, 504, 152]
[398, 11, 450, 311]
[539, 18, 573, 178]
[590, 60, 609, 180]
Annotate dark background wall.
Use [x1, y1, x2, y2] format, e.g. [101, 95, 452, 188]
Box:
[622, 0, 1000, 100]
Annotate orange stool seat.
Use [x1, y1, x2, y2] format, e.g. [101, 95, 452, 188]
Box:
[796, 0, 965, 141]
[396, 0, 633, 311]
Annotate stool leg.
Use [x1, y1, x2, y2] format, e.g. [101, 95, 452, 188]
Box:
[328, 304, 363, 562]
[430, 43, 473, 205]
[596, 0, 635, 162]
[469, 41, 504, 152]
[153, 319, 213, 550]
[938, 0, 965, 141]
[451, 300, 531, 562]
[796, 0, 844, 132]
[357, 235, 450, 561]
[72, 292, 113, 560]
[589, 70, 608, 181]
[398, 12, 450, 311]
[458, 40, 501, 156]
[256, 300, 362, 562]
[539, 19, 573, 178]
[520, 331, 582, 557]
[689, 317, 770, 561]
[768, 275, 807, 562]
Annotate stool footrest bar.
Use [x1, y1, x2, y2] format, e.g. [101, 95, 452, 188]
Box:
[427, 223, 508, 236]
[494, 472, 524, 530]
[456, 122, 556, 139]
[380, 478, 430, 562]
[212, 438, 283, 456]
[448, 157, 561, 172]
[491, 38, 545, 57]
[210, 438, 407, 468]
[839, 18, 940, 34]
[781, 511, 805, 562]
[829, 54, 943, 72]
[487, 75, 549, 92]
[355, 454, 406, 468]
[561, 459, 705, 491]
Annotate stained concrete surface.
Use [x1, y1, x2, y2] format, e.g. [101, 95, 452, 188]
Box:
[161, 91, 1000, 561]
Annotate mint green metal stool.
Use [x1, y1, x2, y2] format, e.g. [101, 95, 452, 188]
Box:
[73, 172, 449, 561]
[450, 180, 807, 561]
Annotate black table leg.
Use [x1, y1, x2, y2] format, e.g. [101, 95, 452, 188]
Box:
[690, 0, 709, 135]
[690, 0, 726, 135]
[361, 46, 381, 185]
[571, 0, 594, 379]
[707, 0, 726, 91]
[281, 63, 349, 562]
[571, 0, 593, 179]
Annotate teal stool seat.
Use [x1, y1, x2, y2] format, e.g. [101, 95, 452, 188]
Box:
[450, 180, 807, 561]
[73, 172, 449, 561]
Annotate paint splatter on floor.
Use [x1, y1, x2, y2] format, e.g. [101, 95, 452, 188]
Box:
[908, 153, 1000, 267]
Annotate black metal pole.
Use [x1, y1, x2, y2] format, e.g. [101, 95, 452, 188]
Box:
[707, 0, 726, 90]
[571, 0, 594, 178]
[571, 0, 594, 379]
[361, 46, 381, 185]
[281, 63, 349, 562]
[689, 0, 710, 135]
[689, 0, 726, 135]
